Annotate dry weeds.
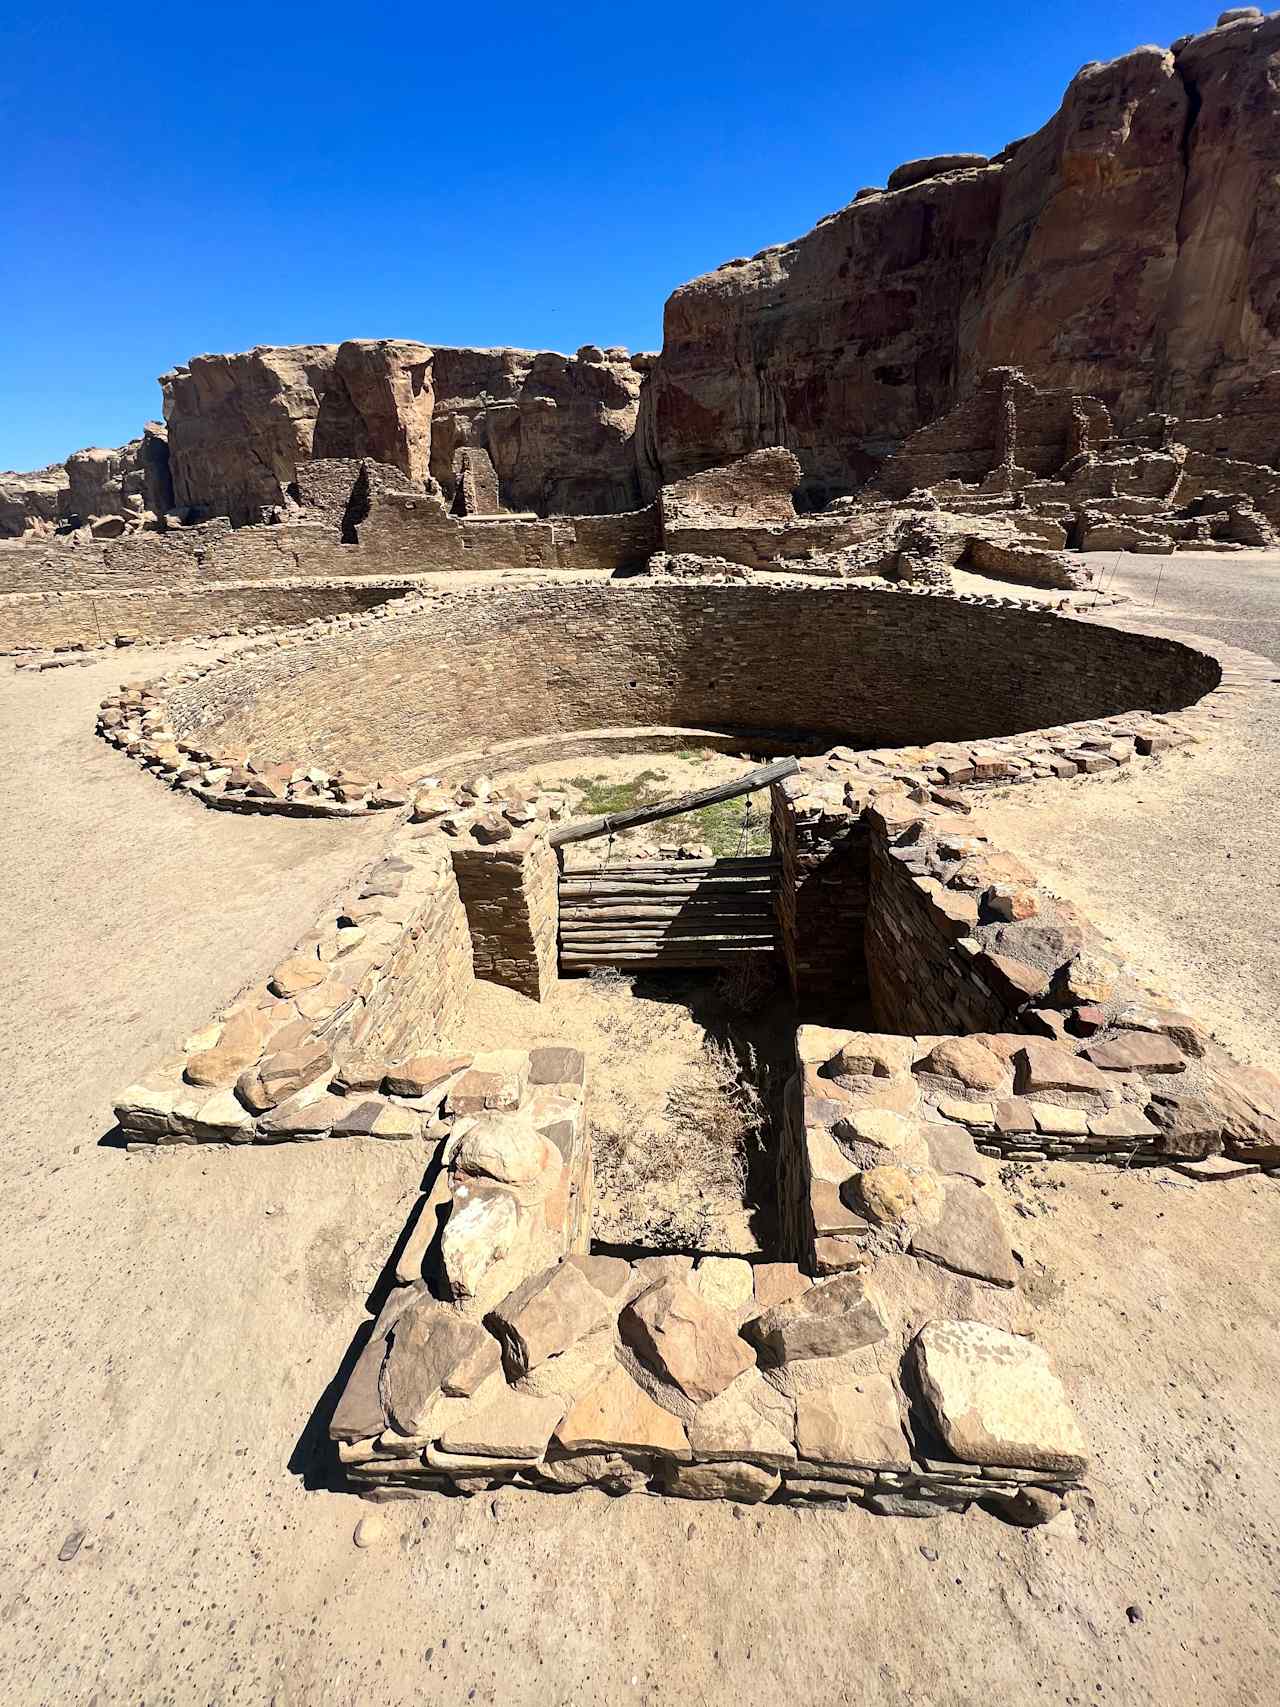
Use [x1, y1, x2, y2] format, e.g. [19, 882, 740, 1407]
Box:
[591, 1029, 769, 1251]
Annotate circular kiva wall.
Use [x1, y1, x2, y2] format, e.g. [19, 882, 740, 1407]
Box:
[164, 582, 1221, 777]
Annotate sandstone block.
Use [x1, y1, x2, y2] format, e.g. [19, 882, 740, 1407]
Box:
[692, 1256, 756, 1312]
[1012, 1040, 1109, 1098]
[915, 1037, 1009, 1093]
[687, 1367, 796, 1466]
[909, 1178, 1016, 1287]
[440, 1387, 567, 1461]
[555, 1364, 691, 1460]
[620, 1279, 755, 1403]
[488, 1261, 613, 1380]
[752, 1263, 812, 1311]
[1083, 1034, 1186, 1074]
[856, 1164, 944, 1231]
[564, 1253, 633, 1298]
[332, 1098, 421, 1140]
[826, 1033, 914, 1080]
[384, 1054, 470, 1098]
[268, 955, 326, 997]
[382, 1300, 501, 1434]
[440, 1191, 519, 1303]
[743, 1272, 888, 1365]
[794, 1375, 911, 1469]
[448, 1051, 528, 1114]
[660, 1460, 780, 1502]
[528, 1046, 586, 1087]
[914, 1320, 1088, 1474]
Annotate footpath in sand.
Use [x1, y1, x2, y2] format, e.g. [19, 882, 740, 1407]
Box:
[1, 625, 1278, 1705]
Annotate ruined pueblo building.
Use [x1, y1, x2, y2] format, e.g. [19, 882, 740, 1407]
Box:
[7, 7, 1280, 1535]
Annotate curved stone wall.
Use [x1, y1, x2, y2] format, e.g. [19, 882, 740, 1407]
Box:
[164, 581, 1220, 776]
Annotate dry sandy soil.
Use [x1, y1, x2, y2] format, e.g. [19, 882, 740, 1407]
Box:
[2, 586, 1279, 1705]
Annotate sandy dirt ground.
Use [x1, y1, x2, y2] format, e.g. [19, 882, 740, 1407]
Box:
[969, 552, 1280, 1070]
[2, 618, 1280, 1706]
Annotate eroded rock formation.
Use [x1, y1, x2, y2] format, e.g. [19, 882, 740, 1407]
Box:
[640, 10, 1280, 503]
[8, 10, 1280, 541]
[161, 340, 644, 526]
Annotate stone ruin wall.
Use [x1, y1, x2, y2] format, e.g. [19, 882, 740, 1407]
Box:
[158, 581, 1221, 785]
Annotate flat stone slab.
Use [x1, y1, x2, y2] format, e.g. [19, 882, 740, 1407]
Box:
[1083, 1034, 1186, 1074]
[914, 1319, 1088, 1475]
[794, 1375, 912, 1470]
[440, 1386, 567, 1460]
[555, 1363, 691, 1460]
[910, 1180, 1016, 1288]
[1012, 1040, 1110, 1099]
[687, 1367, 796, 1466]
[382, 1298, 500, 1433]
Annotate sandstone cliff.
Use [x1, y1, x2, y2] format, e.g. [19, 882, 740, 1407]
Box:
[0, 427, 172, 539]
[640, 10, 1280, 504]
[161, 340, 644, 525]
[9, 9, 1280, 537]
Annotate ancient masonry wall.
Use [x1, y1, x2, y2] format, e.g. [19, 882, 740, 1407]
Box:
[333, 1031, 1090, 1514]
[353, 496, 660, 574]
[772, 783, 870, 1010]
[826, 802, 1280, 1170]
[450, 832, 559, 1001]
[0, 578, 406, 652]
[0, 503, 660, 597]
[114, 829, 476, 1145]
[157, 581, 1221, 781]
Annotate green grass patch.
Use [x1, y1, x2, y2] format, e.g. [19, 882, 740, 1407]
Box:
[567, 769, 669, 816]
[568, 766, 773, 856]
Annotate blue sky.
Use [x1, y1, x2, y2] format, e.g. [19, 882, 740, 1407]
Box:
[3, 1, 1214, 470]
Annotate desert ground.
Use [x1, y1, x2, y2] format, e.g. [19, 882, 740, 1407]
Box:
[2, 554, 1279, 1706]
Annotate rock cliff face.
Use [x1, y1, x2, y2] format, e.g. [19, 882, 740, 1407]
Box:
[162, 340, 644, 525]
[641, 11, 1280, 504]
[0, 427, 172, 539]
[162, 342, 433, 527]
[8, 11, 1280, 537]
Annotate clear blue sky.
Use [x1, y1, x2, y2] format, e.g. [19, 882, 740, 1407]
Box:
[3, 1, 1215, 470]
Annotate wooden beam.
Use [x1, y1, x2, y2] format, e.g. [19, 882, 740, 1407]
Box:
[548, 757, 799, 848]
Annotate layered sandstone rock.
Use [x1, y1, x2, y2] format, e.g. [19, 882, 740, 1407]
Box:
[1, 426, 172, 539]
[160, 340, 644, 524]
[0, 463, 68, 537]
[641, 13, 1280, 501]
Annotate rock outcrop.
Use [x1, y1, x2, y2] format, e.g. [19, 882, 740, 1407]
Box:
[640, 12, 1280, 503]
[0, 464, 68, 538]
[161, 340, 644, 525]
[0, 427, 172, 539]
[10, 12, 1280, 537]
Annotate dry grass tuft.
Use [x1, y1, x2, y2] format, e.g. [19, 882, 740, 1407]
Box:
[591, 1032, 769, 1250]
